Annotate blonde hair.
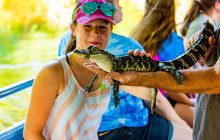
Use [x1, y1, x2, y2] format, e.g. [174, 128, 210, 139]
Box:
[129, 0, 176, 55]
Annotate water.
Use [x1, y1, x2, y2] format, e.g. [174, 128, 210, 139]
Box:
[0, 31, 66, 130]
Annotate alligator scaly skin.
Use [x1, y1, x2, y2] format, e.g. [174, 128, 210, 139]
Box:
[73, 21, 214, 113]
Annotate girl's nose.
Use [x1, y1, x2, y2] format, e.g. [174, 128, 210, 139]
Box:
[92, 29, 101, 37]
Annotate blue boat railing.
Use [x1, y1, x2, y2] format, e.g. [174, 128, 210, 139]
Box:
[0, 77, 35, 98]
[0, 77, 35, 140]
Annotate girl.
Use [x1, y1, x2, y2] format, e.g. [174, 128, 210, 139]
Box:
[129, 0, 194, 128]
[23, 0, 116, 139]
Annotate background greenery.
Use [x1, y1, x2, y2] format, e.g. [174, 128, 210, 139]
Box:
[0, 0, 192, 131]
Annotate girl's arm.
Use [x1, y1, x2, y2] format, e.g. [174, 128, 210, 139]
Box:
[23, 60, 62, 140]
[143, 91, 189, 127]
[119, 86, 189, 127]
[164, 91, 194, 106]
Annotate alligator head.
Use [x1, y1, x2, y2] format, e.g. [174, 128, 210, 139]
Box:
[73, 45, 114, 72]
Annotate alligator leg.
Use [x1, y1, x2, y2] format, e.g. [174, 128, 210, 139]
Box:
[85, 74, 99, 93]
[150, 88, 158, 114]
[158, 63, 183, 85]
[112, 79, 120, 109]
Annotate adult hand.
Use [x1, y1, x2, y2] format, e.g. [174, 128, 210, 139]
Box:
[106, 49, 150, 85]
[128, 49, 151, 57]
[187, 31, 216, 66]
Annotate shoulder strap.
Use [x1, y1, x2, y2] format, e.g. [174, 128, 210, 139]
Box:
[66, 54, 70, 64]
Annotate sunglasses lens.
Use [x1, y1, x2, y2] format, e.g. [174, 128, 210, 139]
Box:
[82, 2, 98, 15]
[100, 3, 115, 17]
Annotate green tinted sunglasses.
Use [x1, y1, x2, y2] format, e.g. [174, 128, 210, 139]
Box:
[72, 2, 117, 22]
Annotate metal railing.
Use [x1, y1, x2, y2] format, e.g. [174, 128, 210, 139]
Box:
[0, 77, 35, 140]
[0, 77, 34, 99]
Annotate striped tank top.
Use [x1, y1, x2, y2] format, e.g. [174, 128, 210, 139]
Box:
[42, 56, 111, 140]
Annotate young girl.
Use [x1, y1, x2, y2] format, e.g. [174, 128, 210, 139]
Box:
[129, 0, 194, 128]
[23, 0, 116, 139]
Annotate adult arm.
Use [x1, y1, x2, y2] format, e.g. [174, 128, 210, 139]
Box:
[108, 62, 220, 94]
[23, 60, 62, 139]
[83, 60, 220, 94]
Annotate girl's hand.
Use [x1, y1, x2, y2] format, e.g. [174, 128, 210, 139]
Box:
[84, 62, 139, 85]
[83, 62, 108, 78]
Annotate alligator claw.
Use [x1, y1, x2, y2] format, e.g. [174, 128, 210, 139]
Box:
[174, 70, 184, 86]
[84, 74, 100, 93]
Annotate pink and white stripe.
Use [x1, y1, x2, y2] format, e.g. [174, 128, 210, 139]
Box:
[42, 56, 111, 140]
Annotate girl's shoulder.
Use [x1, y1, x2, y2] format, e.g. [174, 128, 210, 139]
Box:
[37, 59, 64, 83]
[43, 59, 63, 73]
[32, 59, 65, 97]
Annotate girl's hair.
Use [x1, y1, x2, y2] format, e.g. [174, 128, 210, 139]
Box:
[65, 0, 79, 54]
[65, 22, 77, 54]
[65, 0, 114, 54]
[129, 0, 176, 55]
[180, 0, 220, 36]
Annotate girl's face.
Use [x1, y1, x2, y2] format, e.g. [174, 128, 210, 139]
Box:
[71, 19, 112, 50]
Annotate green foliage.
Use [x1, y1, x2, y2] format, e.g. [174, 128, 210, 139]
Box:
[113, 0, 144, 36]
[1, 0, 49, 33]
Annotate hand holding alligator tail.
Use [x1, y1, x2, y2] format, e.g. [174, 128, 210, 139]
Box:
[75, 21, 215, 113]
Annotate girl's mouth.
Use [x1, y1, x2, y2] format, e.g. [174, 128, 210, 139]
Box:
[90, 42, 100, 45]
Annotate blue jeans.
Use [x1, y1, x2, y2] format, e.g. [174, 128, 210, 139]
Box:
[98, 114, 173, 140]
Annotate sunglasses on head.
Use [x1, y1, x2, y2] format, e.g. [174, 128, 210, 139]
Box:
[72, 1, 117, 22]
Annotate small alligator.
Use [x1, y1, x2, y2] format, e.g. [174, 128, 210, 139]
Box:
[73, 21, 214, 113]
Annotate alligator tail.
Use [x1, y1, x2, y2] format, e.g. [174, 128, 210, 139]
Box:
[162, 21, 214, 69]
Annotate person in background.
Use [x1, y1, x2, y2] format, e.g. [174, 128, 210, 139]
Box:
[129, 0, 194, 128]
[58, 0, 192, 139]
[180, 0, 220, 50]
[178, 0, 220, 139]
